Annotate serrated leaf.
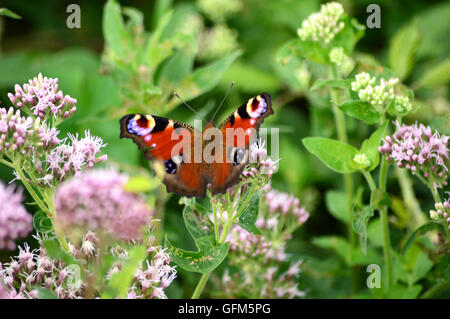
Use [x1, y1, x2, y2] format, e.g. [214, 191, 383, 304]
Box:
[402, 222, 446, 255]
[389, 21, 421, 80]
[339, 100, 381, 125]
[325, 190, 349, 223]
[302, 137, 359, 174]
[165, 237, 229, 274]
[237, 193, 261, 235]
[33, 210, 54, 233]
[124, 175, 160, 193]
[360, 122, 388, 171]
[352, 205, 374, 255]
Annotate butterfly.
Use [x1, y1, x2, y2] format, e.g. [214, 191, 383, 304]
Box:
[119, 93, 273, 197]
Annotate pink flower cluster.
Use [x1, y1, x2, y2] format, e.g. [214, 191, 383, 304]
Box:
[0, 231, 177, 299]
[0, 182, 33, 250]
[0, 242, 84, 299]
[0, 107, 43, 158]
[429, 194, 450, 231]
[243, 139, 278, 178]
[226, 225, 271, 258]
[379, 122, 449, 190]
[39, 130, 107, 186]
[263, 189, 310, 225]
[127, 248, 177, 299]
[55, 169, 153, 242]
[8, 73, 77, 120]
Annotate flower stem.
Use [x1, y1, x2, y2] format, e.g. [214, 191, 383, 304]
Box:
[191, 183, 259, 299]
[213, 204, 219, 244]
[378, 157, 392, 292]
[330, 67, 357, 292]
[362, 171, 376, 192]
[191, 273, 211, 299]
[12, 162, 48, 213]
[395, 167, 426, 228]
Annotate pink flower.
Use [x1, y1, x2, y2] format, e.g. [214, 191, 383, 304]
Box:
[263, 189, 310, 225]
[55, 169, 153, 241]
[0, 107, 43, 158]
[0, 182, 33, 250]
[8, 73, 77, 120]
[379, 122, 448, 190]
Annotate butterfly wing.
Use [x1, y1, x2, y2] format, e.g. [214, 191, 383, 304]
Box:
[209, 93, 273, 194]
[120, 114, 207, 197]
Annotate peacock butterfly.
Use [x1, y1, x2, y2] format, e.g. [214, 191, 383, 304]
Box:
[119, 93, 273, 197]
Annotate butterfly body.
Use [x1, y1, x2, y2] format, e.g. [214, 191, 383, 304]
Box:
[120, 94, 273, 197]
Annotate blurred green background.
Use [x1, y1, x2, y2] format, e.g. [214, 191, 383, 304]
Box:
[0, 0, 448, 298]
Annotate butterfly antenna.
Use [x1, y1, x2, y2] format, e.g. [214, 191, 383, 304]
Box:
[174, 92, 198, 115]
[210, 81, 235, 122]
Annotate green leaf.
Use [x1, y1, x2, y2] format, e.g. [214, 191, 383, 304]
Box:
[172, 50, 241, 103]
[312, 236, 351, 265]
[276, 39, 303, 65]
[0, 8, 21, 19]
[165, 237, 229, 274]
[430, 114, 450, 135]
[123, 175, 160, 193]
[33, 210, 54, 233]
[302, 137, 359, 174]
[325, 190, 350, 223]
[103, 0, 132, 60]
[276, 38, 329, 65]
[159, 37, 197, 84]
[310, 79, 352, 91]
[411, 251, 434, 284]
[238, 193, 261, 235]
[360, 122, 388, 171]
[183, 200, 215, 241]
[339, 100, 381, 125]
[195, 236, 216, 251]
[420, 58, 450, 88]
[36, 287, 58, 299]
[370, 189, 392, 211]
[389, 21, 421, 80]
[106, 246, 147, 299]
[332, 16, 364, 54]
[221, 62, 282, 92]
[367, 218, 383, 247]
[352, 205, 374, 255]
[388, 284, 422, 299]
[41, 239, 79, 268]
[402, 222, 446, 255]
[146, 10, 174, 73]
